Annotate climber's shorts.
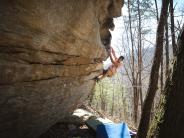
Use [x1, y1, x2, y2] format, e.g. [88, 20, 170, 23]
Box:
[103, 69, 108, 75]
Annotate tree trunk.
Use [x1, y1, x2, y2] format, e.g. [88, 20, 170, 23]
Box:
[160, 49, 164, 93]
[111, 87, 115, 116]
[154, 0, 159, 21]
[134, 85, 139, 126]
[137, 0, 169, 137]
[165, 14, 170, 77]
[149, 25, 184, 138]
[170, 0, 177, 56]
[88, 88, 95, 106]
[128, 0, 137, 126]
[100, 83, 106, 111]
[150, 0, 159, 122]
[137, 0, 143, 122]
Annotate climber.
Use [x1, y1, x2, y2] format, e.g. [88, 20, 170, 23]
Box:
[94, 47, 124, 82]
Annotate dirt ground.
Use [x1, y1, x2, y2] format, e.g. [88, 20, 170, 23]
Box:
[39, 122, 95, 138]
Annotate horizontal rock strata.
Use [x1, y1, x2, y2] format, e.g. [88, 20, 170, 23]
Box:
[0, 0, 123, 137]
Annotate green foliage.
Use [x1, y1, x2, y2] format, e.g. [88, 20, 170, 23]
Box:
[90, 73, 131, 122]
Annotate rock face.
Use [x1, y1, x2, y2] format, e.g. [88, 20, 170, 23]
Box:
[0, 0, 123, 137]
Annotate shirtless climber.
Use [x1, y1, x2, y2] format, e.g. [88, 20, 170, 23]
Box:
[94, 47, 124, 82]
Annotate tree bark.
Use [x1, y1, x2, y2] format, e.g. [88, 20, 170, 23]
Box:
[137, 0, 169, 137]
[100, 83, 106, 111]
[154, 0, 159, 21]
[170, 0, 177, 56]
[149, 25, 184, 138]
[160, 48, 164, 93]
[165, 14, 170, 77]
[111, 87, 115, 116]
[137, 0, 143, 121]
[128, 0, 138, 126]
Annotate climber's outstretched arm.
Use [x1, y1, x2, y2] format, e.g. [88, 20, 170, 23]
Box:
[109, 49, 116, 65]
[111, 47, 118, 60]
[109, 47, 118, 65]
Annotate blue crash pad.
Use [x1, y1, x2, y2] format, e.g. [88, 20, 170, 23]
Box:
[96, 123, 131, 138]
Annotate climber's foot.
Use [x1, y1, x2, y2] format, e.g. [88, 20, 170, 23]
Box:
[93, 76, 100, 82]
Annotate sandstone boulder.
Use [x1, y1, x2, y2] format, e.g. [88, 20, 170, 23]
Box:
[0, 0, 123, 137]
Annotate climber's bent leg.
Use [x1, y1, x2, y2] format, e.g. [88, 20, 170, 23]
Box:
[94, 69, 108, 82]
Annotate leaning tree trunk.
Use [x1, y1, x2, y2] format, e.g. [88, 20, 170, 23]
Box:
[148, 25, 184, 138]
[137, 0, 169, 138]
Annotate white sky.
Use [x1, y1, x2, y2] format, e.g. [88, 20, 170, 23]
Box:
[111, 0, 184, 55]
[104, 0, 184, 68]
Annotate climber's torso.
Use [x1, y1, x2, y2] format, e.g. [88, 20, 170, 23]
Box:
[106, 61, 122, 77]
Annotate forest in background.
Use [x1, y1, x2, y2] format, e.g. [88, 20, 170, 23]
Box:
[87, 0, 184, 131]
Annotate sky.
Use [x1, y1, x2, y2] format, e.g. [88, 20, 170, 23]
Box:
[110, 0, 184, 55]
[104, 0, 184, 69]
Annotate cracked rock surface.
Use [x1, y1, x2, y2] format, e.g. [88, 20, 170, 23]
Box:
[0, 0, 123, 137]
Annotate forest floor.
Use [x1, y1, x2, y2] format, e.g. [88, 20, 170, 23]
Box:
[39, 122, 95, 138]
[39, 105, 103, 138]
[39, 104, 136, 138]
